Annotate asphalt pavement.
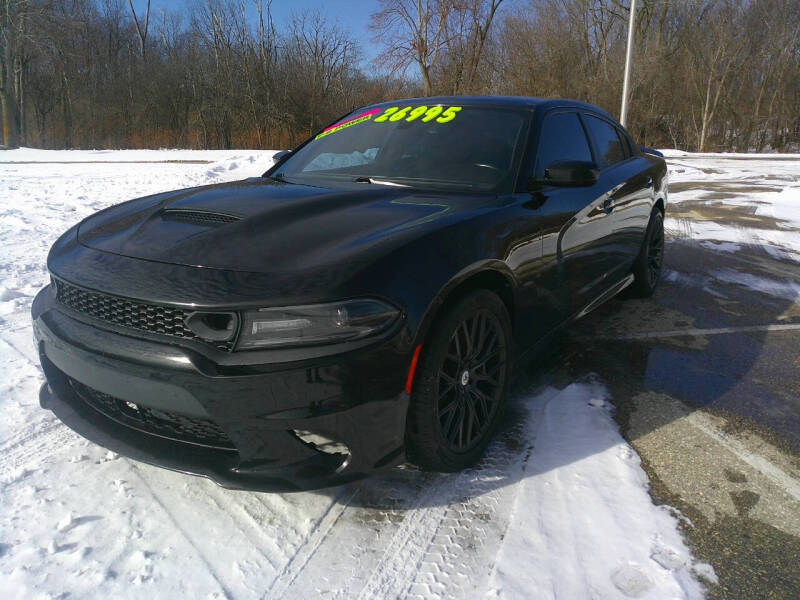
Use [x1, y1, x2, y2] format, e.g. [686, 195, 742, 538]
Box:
[519, 166, 800, 599]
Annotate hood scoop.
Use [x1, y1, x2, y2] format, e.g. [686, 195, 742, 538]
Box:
[77, 178, 466, 273]
[160, 208, 241, 227]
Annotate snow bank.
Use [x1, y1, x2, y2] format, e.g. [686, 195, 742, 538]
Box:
[0, 147, 280, 163]
[661, 149, 800, 159]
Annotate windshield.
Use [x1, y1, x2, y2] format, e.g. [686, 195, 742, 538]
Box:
[273, 104, 528, 192]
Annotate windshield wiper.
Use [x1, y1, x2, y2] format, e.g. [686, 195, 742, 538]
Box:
[354, 176, 410, 188]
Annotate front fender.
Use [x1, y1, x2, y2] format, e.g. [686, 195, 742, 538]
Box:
[411, 260, 518, 349]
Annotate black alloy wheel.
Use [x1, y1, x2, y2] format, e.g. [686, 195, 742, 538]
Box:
[647, 216, 664, 288]
[630, 210, 664, 298]
[406, 290, 512, 471]
[436, 310, 505, 452]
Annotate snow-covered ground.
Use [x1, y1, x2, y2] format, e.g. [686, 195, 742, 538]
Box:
[663, 150, 800, 261]
[9, 147, 796, 598]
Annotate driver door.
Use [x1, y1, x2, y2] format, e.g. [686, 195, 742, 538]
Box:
[518, 110, 618, 321]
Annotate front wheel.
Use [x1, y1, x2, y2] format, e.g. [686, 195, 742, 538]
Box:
[405, 290, 512, 471]
[629, 210, 664, 298]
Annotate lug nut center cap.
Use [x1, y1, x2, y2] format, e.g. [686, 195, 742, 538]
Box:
[460, 370, 470, 386]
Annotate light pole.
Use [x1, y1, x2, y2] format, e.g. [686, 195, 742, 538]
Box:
[620, 0, 636, 127]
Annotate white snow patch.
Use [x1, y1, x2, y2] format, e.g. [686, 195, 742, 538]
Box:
[754, 185, 800, 229]
[665, 217, 800, 262]
[661, 149, 800, 159]
[699, 241, 742, 253]
[488, 382, 705, 599]
[0, 147, 273, 163]
[692, 562, 719, 585]
[712, 269, 800, 302]
[664, 269, 727, 298]
[663, 150, 800, 262]
[57, 512, 77, 532]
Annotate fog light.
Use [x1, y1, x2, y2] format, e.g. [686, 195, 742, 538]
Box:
[184, 311, 238, 342]
[293, 429, 350, 455]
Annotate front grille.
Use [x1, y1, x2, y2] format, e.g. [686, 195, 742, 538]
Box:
[69, 378, 236, 450]
[161, 209, 240, 226]
[53, 279, 234, 351]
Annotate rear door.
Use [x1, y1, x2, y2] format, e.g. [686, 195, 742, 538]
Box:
[582, 113, 655, 276]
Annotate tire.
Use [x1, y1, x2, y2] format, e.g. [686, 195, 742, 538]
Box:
[405, 290, 512, 471]
[629, 209, 664, 298]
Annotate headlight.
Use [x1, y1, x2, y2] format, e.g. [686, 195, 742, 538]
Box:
[236, 299, 400, 350]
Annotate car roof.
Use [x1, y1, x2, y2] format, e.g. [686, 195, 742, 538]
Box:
[368, 95, 616, 122]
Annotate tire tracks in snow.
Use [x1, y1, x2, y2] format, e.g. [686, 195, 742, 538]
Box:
[368, 387, 555, 600]
[354, 475, 457, 600]
[0, 333, 38, 368]
[271, 386, 556, 599]
[196, 486, 286, 573]
[127, 463, 237, 599]
[129, 463, 360, 599]
[265, 483, 363, 599]
[0, 422, 79, 482]
[1, 418, 66, 456]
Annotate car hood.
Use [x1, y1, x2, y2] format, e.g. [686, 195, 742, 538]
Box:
[77, 178, 486, 274]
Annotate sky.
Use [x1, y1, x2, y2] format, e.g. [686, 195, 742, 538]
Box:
[130, 0, 382, 61]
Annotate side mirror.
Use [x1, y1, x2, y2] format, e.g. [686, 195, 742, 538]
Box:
[538, 160, 599, 187]
[640, 146, 663, 157]
[271, 149, 292, 164]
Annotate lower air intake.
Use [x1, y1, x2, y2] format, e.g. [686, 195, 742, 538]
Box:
[69, 378, 235, 450]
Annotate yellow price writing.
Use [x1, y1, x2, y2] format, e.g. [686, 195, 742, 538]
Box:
[373, 105, 462, 124]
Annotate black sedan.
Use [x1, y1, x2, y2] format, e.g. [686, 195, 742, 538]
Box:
[32, 96, 667, 491]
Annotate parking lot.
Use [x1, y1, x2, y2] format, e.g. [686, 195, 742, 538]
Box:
[551, 153, 800, 598]
[1, 150, 798, 599]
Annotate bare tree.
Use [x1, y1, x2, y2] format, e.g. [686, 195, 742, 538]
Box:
[684, 1, 745, 151]
[370, 0, 449, 96]
[438, 0, 503, 94]
[4, 0, 798, 153]
[0, 0, 22, 146]
[284, 10, 360, 137]
[127, 0, 149, 58]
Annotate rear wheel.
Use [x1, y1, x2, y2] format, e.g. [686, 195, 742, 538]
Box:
[629, 210, 664, 298]
[405, 290, 512, 471]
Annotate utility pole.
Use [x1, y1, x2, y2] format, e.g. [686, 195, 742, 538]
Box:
[620, 0, 636, 127]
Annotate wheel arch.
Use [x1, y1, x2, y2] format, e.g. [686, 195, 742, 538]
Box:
[413, 262, 516, 351]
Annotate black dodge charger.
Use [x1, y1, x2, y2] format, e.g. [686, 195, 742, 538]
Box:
[32, 96, 667, 491]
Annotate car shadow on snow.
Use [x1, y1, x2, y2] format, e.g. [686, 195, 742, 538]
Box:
[322, 235, 800, 512]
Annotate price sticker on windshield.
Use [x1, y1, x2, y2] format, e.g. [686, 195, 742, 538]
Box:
[315, 105, 462, 140]
[373, 105, 462, 124]
[315, 108, 382, 139]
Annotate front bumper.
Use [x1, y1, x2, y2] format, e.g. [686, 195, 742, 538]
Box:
[32, 287, 410, 491]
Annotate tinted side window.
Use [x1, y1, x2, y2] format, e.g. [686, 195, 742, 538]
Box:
[584, 115, 626, 168]
[533, 112, 593, 178]
[616, 127, 633, 157]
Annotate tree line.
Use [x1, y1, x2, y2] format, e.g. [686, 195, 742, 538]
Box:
[1, 0, 798, 152]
